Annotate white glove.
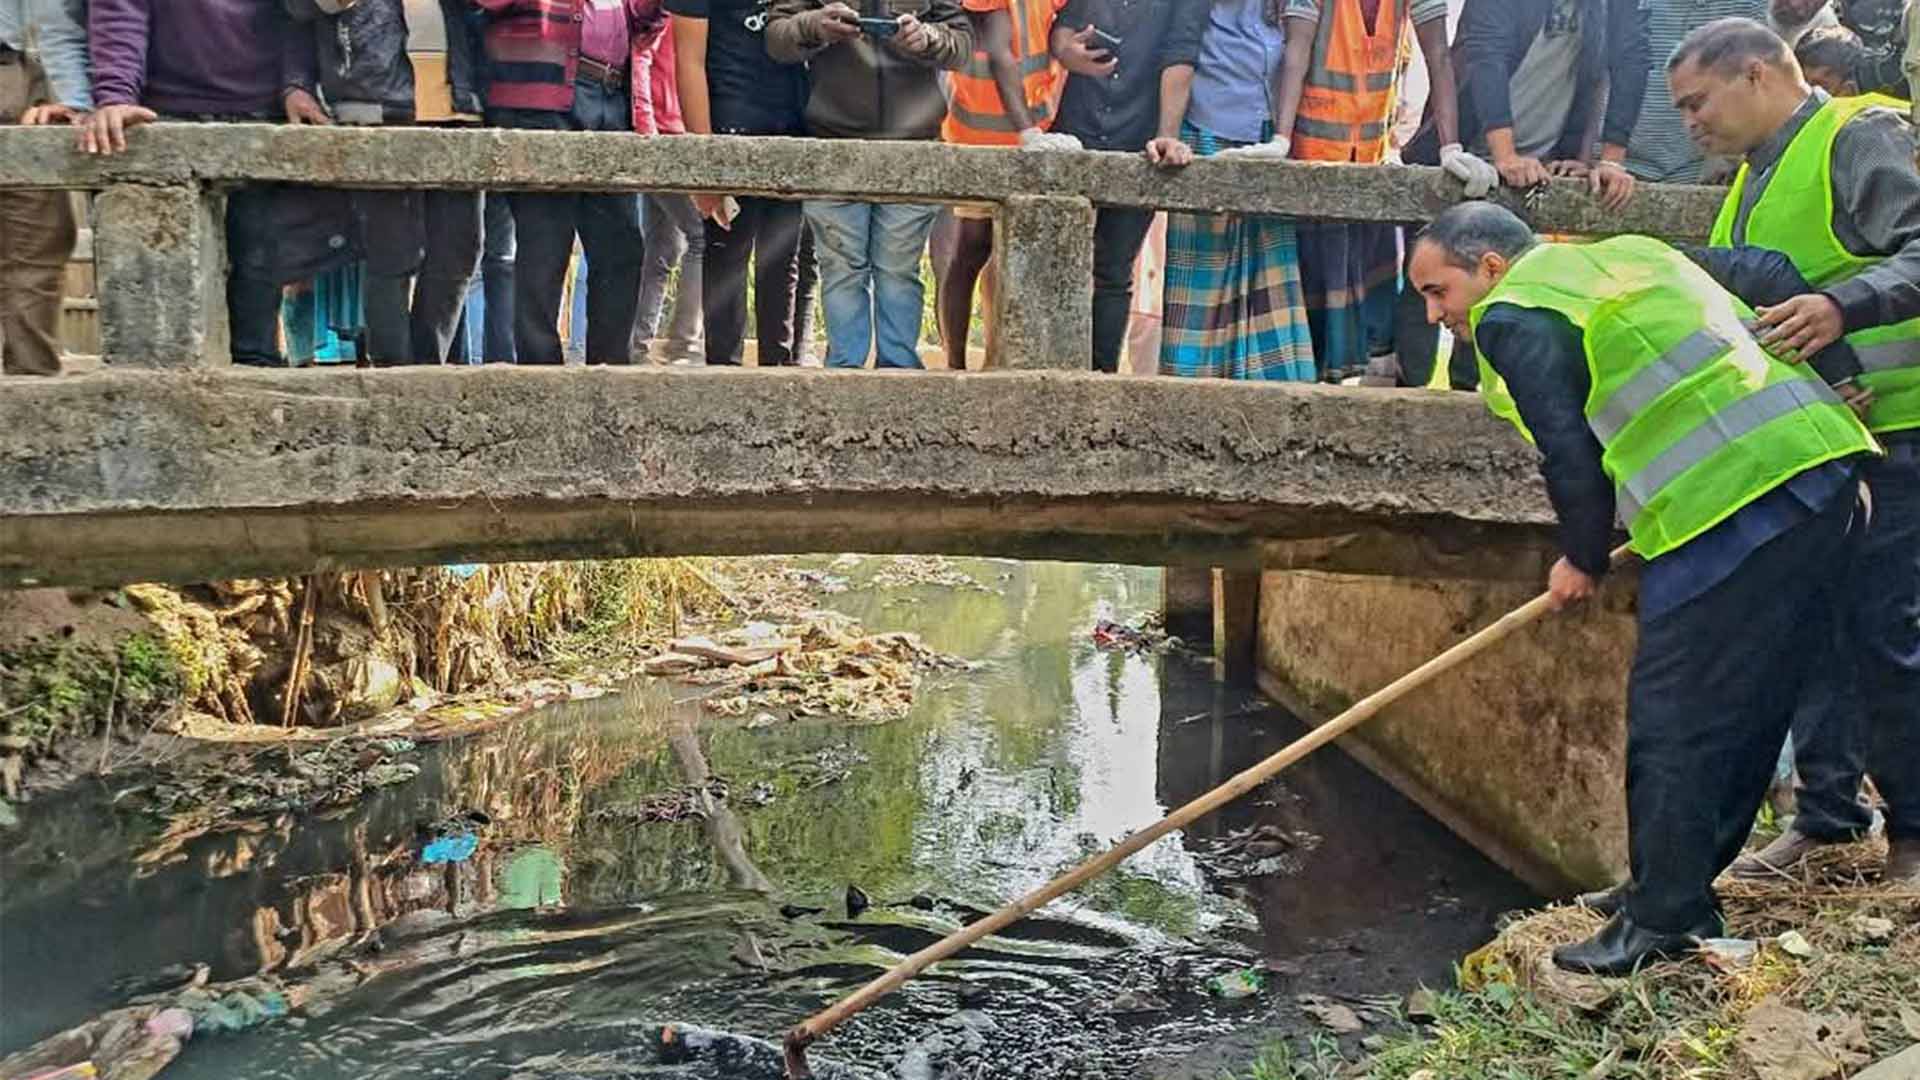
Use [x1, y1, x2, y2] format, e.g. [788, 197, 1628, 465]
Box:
[1217, 134, 1292, 161]
[1018, 128, 1084, 152]
[1440, 142, 1499, 199]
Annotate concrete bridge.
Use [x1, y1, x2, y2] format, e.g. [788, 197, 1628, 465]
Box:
[0, 125, 1742, 896]
[0, 125, 1721, 590]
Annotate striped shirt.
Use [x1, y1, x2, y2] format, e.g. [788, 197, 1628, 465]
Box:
[1625, 0, 1767, 183]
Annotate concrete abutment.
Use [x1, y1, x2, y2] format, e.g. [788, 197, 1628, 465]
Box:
[1252, 569, 1635, 894]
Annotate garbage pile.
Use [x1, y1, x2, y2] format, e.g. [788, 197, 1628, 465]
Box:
[640, 620, 968, 726]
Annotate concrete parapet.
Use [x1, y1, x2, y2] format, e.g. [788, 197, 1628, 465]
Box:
[0, 367, 1561, 587]
[0, 125, 1723, 237]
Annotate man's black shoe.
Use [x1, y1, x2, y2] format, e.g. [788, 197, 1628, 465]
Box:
[1551, 912, 1718, 977]
[1573, 882, 1628, 918]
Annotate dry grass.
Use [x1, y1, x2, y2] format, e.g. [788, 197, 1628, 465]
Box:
[1243, 840, 1920, 1080]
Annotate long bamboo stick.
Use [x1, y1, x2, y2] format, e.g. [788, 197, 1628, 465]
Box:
[783, 547, 1632, 1078]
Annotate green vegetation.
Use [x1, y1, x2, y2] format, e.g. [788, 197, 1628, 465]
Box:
[0, 632, 181, 750]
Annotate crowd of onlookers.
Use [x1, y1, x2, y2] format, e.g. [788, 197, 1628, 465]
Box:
[2, 0, 1918, 380]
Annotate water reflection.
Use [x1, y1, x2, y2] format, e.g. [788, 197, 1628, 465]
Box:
[0, 559, 1531, 1079]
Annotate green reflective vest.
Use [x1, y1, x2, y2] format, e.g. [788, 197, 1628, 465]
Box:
[1711, 94, 1920, 436]
[1468, 237, 1877, 560]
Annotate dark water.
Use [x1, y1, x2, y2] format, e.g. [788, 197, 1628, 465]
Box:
[0, 560, 1534, 1079]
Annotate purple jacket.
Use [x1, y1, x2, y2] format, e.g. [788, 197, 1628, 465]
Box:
[90, 0, 315, 115]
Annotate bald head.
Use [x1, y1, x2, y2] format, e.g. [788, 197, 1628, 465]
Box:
[1667, 18, 1810, 158]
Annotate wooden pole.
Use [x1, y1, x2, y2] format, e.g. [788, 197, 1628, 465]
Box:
[783, 547, 1632, 1078]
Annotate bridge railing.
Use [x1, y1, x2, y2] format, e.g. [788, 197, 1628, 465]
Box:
[0, 125, 1723, 372]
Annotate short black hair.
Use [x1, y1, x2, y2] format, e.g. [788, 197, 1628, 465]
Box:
[1414, 202, 1538, 271]
[1668, 17, 1795, 76]
[1794, 25, 1864, 81]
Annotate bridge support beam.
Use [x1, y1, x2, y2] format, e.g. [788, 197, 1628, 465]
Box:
[1213, 570, 1261, 685]
[1163, 568, 1213, 643]
[95, 183, 227, 369]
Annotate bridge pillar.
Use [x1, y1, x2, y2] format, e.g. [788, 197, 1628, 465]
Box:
[1212, 570, 1260, 685]
[992, 194, 1094, 370]
[95, 182, 227, 368]
[1163, 567, 1213, 643]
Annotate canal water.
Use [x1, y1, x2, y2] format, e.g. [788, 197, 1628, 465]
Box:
[0, 560, 1534, 1079]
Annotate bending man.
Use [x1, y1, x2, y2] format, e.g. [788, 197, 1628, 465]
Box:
[1408, 202, 1878, 975]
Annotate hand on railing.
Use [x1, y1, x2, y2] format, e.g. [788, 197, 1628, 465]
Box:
[1215, 135, 1292, 162]
[284, 89, 333, 127]
[1018, 129, 1083, 152]
[1439, 144, 1498, 198]
[19, 103, 81, 127]
[79, 104, 158, 156]
[1144, 137, 1193, 169]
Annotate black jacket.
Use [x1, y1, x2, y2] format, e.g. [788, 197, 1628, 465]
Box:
[286, 0, 486, 122]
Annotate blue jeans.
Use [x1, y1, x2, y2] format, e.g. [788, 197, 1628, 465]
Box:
[803, 200, 938, 369]
[453, 193, 517, 364]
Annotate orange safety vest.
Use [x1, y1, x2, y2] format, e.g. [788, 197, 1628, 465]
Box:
[1292, 0, 1404, 163]
[942, 0, 1067, 147]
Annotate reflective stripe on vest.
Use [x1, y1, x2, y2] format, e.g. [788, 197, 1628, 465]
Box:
[1293, 0, 1401, 163]
[942, 0, 1064, 146]
[1711, 93, 1920, 436]
[1468, 237, 1878, 559]
[1614, 376, 1845, 526]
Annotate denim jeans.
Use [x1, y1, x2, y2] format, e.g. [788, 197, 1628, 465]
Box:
[636, 192, 704, 362]
[491, 79, 645, 365]
[803, 200, 938, 369]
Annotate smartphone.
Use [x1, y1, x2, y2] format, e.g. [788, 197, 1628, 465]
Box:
[857, 15, 901, 36]
[1089, 26, 1123, 49]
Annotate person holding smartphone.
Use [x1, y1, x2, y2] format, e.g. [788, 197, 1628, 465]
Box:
[1047, 0, 1211, 373]
[667, 0, 819, 366]
[767, 0, 973, 369]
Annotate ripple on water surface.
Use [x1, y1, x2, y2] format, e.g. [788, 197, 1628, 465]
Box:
[0, 560, 1534, 1080]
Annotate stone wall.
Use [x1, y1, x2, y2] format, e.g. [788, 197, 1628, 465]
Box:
[1256, 570, 1637, 894]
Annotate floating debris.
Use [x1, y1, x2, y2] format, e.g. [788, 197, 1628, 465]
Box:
[1091, 614, 1178, 655]
[680, 621, 968, 726]
[123, 737, 422, 826]
[1189, 824, 1323, 880]
[868, 556, 995, 593]
[1297, 993, 1366, 1033]
[1206, 969, 1267, 1000]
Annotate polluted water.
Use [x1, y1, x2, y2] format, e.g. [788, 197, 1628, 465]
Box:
[0, 559, 1535, 1080]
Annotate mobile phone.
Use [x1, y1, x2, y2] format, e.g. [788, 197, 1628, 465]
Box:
[1089, 26, 1123, 49]
[857, 15, 901, 36]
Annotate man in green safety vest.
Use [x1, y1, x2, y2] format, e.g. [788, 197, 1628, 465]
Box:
[1668, 17, 1920, 889]
[1408, 202, 1879, 976]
